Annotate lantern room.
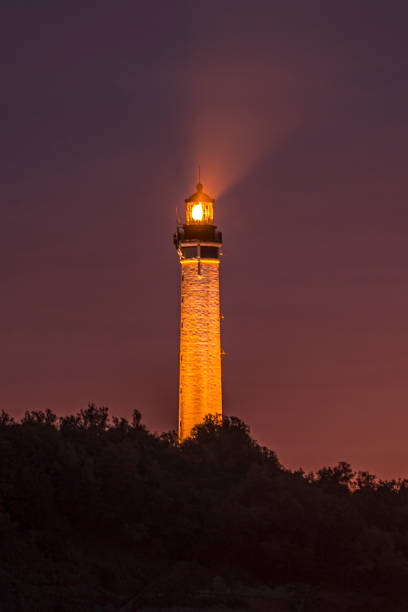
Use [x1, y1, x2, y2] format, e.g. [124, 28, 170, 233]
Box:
[185, 183, 214, 225]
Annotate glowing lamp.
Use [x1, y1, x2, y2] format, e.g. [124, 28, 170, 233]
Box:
[191, 203, 204, 221]
[185, 183, 214, 225]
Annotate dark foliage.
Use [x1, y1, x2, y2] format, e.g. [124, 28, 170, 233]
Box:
[0, 405, 408, 611]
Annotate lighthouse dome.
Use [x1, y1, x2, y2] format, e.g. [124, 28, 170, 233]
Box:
[185, 183, 215, 204]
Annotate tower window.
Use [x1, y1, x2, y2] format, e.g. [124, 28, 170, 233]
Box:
[200, 246, 219, 259]
[182, 246, 197, 259]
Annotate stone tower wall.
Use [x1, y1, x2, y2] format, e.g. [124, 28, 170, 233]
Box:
[179, 259, 222, 441]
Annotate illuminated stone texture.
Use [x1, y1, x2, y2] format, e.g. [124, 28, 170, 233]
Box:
[179, 259, 222, 441]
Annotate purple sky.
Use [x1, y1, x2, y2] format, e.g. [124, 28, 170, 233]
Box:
[2, 1, 408, 478]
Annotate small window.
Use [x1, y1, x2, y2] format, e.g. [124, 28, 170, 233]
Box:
[182, 246, 197, 258]
[200, 246, 219, 259]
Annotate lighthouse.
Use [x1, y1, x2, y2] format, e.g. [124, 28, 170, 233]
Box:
[174, 182, 223, 442]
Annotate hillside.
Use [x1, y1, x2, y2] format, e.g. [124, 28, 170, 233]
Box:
[0, 406, 407, 611]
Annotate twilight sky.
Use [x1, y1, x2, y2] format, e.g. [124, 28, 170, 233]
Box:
[2, 1, 408, 478]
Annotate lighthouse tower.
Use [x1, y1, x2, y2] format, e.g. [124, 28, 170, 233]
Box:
[174, 183, 223, 442]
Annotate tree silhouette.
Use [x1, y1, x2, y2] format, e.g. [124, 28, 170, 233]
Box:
[0, 406, 407, 611]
